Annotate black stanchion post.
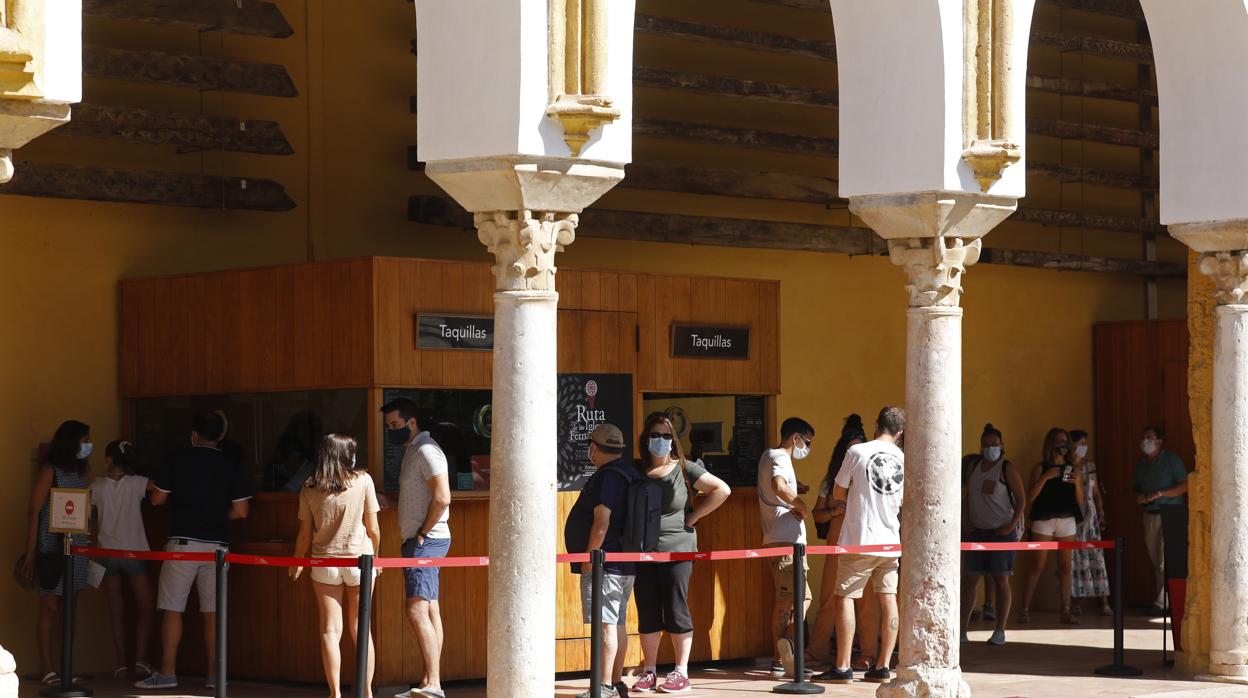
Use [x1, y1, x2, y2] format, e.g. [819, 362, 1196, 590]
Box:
[590, 549, 605, 697]
[40, 539, 91, 698]
[355, 555, 374, 698]
[1095, 537, 1142, 677]
[774, 543, 822, 695]
[215, 549, 228, 698]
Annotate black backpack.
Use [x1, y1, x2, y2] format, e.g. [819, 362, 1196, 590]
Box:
[619, 476, 663, 553]
[563, 463, 662, 564]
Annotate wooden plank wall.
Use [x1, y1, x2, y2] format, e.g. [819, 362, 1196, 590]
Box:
[119, 259, 375, 397]
[123, 258, 782, 398]
[637, 275, 780, 395]
[1093, 319, 1193, 606]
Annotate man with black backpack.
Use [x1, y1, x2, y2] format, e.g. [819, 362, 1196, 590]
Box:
[564, 424, 647, 698]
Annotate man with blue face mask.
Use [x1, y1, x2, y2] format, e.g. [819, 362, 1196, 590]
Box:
[1133, 425, 1188, 614]
[758, 417, 815, 679]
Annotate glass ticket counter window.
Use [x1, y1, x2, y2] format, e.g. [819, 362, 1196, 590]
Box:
[131, 389, 370, 493]
[641, 393, 767, 488]
[381, 388, 492, 492]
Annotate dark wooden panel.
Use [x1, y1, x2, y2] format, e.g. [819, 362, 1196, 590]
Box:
[59, 103, 294, 155]
[1094, 319, 1192, 607]
[83, 45, 299, 97]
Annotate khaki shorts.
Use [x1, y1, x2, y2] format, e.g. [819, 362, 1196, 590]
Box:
[770, 554, 813, 604]
[835, 553, 899, 599]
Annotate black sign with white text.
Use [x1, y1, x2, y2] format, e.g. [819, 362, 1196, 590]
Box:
[671, 325, 751, 359]
[416, 314, 494, 351]
[557, 373, 633, 491]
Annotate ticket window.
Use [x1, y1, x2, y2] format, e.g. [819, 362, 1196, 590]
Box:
[131, 389, 370, 493]
[380, 388, 492, 493]
[640, 393, 767, 488]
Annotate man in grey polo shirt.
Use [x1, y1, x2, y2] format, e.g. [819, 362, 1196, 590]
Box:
[383, 398, 452, 698]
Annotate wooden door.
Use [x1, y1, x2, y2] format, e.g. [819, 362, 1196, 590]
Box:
[1093, 319, 1192, 606]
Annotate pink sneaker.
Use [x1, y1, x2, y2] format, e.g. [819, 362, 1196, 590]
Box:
[658, 672, 690, 694]
[633, 671, 658, 693]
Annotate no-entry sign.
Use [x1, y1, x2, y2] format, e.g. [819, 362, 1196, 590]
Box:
[49, 488, 89, 534]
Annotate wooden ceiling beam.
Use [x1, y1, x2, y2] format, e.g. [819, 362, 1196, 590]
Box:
[744, 0, 1146, 21]
[59, 103, 293, 155]
[637, 14, 1154, 64]
[0, 162, 295, 211]
[84, 45, 298, 97]
[407, 195, 1182, 278]
[634, 66, 838, 107]
[1028, 118, 1158, 148]
[82, 0, 293, 38]
[1026, 74, 1156, 105]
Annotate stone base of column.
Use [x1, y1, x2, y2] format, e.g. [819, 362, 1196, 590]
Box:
[875, 666, 969, 698]
[0, 645, 17, 698]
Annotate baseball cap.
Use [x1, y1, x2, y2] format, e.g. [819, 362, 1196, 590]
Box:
[589, 423, 626, 449]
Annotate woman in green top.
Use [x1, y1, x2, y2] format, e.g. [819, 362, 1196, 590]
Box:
[630, 413, 731, 694]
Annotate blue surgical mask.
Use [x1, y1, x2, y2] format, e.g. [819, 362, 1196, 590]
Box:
[982, 446, 1002, 462]
[648, 437, 673, 458]
[77, 442, 93, 460]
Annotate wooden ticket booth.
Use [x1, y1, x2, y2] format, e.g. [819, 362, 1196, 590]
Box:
[118, 257, 781, 684]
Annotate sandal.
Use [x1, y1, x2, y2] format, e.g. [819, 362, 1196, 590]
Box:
[1018, 608, 1031, 624]
[1060, 608, 1080, 625]
[40, 672, 59, 686]
[851, 655, 874, 672]
[113, 666, 129, 678]
[1100, 604, 1113, 616]
[135, 661, 153, 677]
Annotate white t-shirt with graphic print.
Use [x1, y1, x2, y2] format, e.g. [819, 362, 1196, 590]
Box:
[834, 439, 904, 557]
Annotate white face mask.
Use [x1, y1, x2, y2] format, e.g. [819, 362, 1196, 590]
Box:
[1141, 438, 1158, 456]
[982, 446, 1002, 462]
[792, 437, 811, 460]
[77, 442, 93, 460]
[1074, 444, 1089, 459]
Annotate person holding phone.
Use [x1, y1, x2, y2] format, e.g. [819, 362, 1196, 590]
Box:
[1018, 428, 1084, 625]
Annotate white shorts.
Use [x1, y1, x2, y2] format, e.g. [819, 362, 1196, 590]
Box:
[157, 539, 226, 613]
[310, 565, 375, 587]
[1031, 517, 1077, 538]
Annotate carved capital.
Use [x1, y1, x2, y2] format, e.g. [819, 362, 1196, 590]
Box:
[475, 210, 578, 292]
[1198, 251, 1248, 305]
[889, 236, 982, 307]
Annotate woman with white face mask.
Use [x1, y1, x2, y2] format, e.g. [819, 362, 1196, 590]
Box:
[1067, 430, 1111, 616]
[960, 423, 1026, 645]
[630, 413, 730, 694]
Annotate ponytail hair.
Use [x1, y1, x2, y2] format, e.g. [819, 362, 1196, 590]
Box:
[105, 440, 136, 475]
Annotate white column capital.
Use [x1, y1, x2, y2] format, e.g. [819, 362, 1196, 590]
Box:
[889, 236, 982, 308]
[1197, 251, 1248, 306]
[475, 209, 578, 292]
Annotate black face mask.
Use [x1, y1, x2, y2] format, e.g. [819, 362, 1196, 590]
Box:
[387, 425, 412, 446]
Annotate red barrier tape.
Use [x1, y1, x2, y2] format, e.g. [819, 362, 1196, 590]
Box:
[75, 539, 1116, 569]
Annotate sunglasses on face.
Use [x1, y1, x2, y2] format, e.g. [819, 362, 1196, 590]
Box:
[647, 432, 674, 441]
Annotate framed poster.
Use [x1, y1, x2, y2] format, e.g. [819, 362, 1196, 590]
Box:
[48, 487, 90, 534]
[557, 373, 634, 490]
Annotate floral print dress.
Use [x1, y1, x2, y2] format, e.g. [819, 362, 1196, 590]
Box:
[1071, 461, 1109, 598]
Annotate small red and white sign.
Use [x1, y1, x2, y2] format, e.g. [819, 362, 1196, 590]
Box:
[49, 488, 89, 534]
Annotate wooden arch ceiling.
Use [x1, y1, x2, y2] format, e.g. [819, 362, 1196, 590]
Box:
[407, 0, 1182, 277]
[0, 0, 297, 211]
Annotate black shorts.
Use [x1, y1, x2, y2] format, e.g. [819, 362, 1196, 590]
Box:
[633, 560, 694, 635]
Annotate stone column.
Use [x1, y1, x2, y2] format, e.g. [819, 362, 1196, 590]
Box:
[475, 208, 578, 698]
[1172, 223, 1248, 685]
[853, 193, 1016, 698]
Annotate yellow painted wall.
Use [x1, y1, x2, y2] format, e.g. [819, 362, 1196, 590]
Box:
[0, 0, 1183, 677]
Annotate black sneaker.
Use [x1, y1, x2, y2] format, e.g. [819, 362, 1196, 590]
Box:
[813, 667, 853, 684]
[615, 680, 629, 697]
[863, 667, 892, 683]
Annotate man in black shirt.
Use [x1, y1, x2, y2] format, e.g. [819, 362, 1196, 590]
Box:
[135, 411, 251, 691]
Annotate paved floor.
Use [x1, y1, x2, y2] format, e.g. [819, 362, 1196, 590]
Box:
[20, 613, 1248, 698]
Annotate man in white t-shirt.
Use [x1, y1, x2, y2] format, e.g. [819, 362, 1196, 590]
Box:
[817, 406, 904, 685]
[757, 417, 815, 679]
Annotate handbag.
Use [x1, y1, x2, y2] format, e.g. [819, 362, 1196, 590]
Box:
[815, 519, 831, 541]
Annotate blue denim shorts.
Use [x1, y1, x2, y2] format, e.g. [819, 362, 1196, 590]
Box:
[401, 536, 451, 600]
[100, 557, 147, 578]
